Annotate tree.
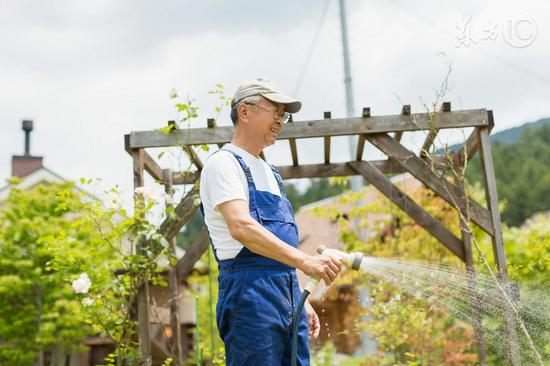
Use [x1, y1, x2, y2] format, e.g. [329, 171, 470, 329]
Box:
[466, 123, 550, 226]
[0, 181, 117, 365]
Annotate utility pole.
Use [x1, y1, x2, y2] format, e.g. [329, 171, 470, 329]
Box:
[339, 0, 362, 192]
[338, 0, 376, 356]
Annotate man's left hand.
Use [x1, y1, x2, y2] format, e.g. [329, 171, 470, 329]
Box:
[304, 301, 320, 338]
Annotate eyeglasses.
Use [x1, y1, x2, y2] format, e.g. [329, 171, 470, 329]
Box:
[244, 103, 290, 123]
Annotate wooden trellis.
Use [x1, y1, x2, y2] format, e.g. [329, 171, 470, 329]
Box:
[124, 104, 520, 365]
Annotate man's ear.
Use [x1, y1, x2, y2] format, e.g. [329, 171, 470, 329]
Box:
[237, 103, 249, 124]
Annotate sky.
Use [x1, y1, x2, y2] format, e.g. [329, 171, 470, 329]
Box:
[1, 0, 549, 208]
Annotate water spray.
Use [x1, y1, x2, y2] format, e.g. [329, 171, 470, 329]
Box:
[291, 245, 365, 366]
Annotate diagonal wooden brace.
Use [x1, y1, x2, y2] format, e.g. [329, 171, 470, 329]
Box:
[176, 228, 209, 282]
[366, 133, 494, 236]
[159, 183, 200, 242]
[348, 161, 465, 262]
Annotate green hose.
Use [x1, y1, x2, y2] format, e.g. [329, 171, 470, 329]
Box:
[291, 289, 311, 366]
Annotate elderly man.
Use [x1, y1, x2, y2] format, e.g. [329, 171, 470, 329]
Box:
[199, 78, 342, 365]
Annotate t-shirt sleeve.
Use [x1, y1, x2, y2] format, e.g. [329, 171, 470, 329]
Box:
[201, 152, 248, 209]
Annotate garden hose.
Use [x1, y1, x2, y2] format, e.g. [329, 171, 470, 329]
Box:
[291, 245, 365, 366]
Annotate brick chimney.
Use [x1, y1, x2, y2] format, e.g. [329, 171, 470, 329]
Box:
[11, 120, 43, 178]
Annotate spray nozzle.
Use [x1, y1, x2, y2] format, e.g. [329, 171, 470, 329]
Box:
[304, 245, 365, 293]
[317, 245, 364, 271]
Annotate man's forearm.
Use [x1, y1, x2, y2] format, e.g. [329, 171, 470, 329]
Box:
[231, 217, 308, 269]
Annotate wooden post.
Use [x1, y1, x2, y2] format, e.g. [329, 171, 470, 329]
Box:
[453, 158, 488, 365]
[163, 169, 184, 366]
[323, 112, 331, 164]
[420, 103, 450, 159]
[207, 118, 224, 149]
[132, 148, 152, 365]
[477, 122, 521, 365]
[288, 114, 299, 166]
[394, 105, 409, 142]
[356, 108, 370, 160]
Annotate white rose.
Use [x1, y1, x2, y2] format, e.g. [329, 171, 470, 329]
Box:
[72, 273, 92, 294]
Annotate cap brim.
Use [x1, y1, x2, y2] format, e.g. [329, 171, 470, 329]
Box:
[261, 92, 302, 113]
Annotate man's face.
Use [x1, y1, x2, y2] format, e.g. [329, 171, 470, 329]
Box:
[246, 98, 286, 147]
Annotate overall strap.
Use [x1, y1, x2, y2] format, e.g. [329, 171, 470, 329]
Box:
[199, 202, 221, 262]
[219, 149, 259, 213]
[269, 164, 287, 200]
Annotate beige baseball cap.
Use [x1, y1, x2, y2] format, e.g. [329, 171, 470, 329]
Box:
[231, 78, 302, 113]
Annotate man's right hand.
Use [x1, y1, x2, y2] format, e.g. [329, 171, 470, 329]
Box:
[300, 254, 342, 285]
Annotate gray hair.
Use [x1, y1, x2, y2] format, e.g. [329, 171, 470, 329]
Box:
[230, 95, 263, 125]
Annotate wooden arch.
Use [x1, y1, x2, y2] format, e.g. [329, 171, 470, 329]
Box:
[124, 104, 520, 365]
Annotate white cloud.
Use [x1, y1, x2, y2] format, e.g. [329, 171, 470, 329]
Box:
[1, 0, 549, 211]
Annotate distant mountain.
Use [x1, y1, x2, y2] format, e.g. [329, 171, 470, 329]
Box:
[489, 117, 550, 144]
[465, 118, 550, 226]
[446, 116, 550, 151]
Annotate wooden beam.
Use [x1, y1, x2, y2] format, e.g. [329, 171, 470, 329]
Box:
[394, 131, 403, 142]
[324, 112, 331, 164]
[420, 103, 450, 158]
[356, 108, 371, 161]
[349, 160, 465, 261]
[125, 134, 164, 182]
[159, 184, 200, 241]
[289, 140, 298, 166]
[362, 107, 371, 118]
[128, 109, 490, 148]
[454, 128, 479, 168]
[171, 171, 200, 185]
[454, 110, 494, 167]
[175, 159, 444, 182]
[366, 133, 495, 236]
[131, 148, 152, 365]
[477, 125, 521, 365]
[183, 146, 203, 170]
[356, 135, 366, 161]
[276, 160, 405, 179]
[477, 127, 508, 273]
[453, 158, 488, 366]
[163, 169, 184, 366]
[395, 105, 410, 142]
[288, 114, 299, 166]
[420, 130, 438, 158]
[177, 117, 203, 171]
[143, 151, 164, 182]
[176, 228, 209, 282]
[207, 118, 224, 149]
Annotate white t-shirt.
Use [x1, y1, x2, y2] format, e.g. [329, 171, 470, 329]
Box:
[199, 144, 282, 260]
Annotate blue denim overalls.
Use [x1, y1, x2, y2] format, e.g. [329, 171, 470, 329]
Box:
[200, 149, 309, 365]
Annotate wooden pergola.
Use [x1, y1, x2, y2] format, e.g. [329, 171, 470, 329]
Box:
[124, 103, 520, 365]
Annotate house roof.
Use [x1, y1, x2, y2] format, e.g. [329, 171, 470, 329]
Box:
[0, 166, 67, 202]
